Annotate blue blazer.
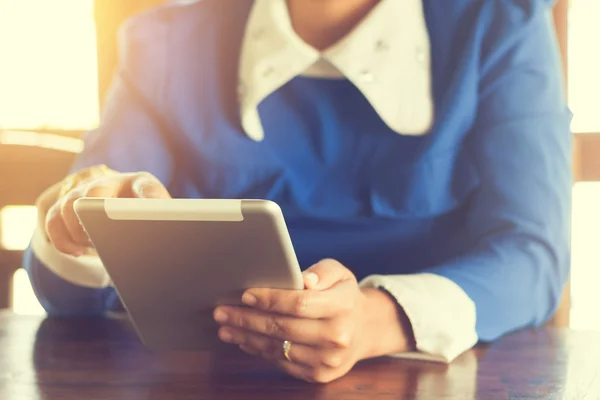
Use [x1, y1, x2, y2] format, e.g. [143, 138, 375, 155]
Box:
[24, 0, 572, 341]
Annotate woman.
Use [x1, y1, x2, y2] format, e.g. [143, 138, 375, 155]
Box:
[24, 0, 571, 383]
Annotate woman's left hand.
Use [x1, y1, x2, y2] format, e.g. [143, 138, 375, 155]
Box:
[213, 259, 413, 383]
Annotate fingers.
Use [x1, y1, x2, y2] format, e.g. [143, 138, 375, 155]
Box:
[222, 328, 348, 383]
[214, 306, 322, 344]
[303, 259, 357, 290]
[214, 306, 354, 348]
[242, 279, 357, 319]
[45, 202, 85, 256]
[219, 259, 360, 384]
[59, 187, 92, 248]
[79, 172, 169, 199]
[236, 343, 324, 382]
[45, 170, 170, 256]
[128, 173, 171, 198]
[46, 175, 124, 255]
[218, 327, 345, 369]
[241, 259, 358, 319]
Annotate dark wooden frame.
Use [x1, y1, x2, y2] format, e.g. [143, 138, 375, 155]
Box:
[0, 132, 79, 309]
[575, 134, 600, 181]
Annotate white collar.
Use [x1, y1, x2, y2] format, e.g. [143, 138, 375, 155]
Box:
[238, 0, 434, 141]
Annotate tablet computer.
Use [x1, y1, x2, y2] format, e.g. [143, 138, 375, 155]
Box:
[74, 198, 304, 351]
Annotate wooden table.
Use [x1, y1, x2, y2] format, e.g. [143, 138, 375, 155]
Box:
[0, 313, 599, 399]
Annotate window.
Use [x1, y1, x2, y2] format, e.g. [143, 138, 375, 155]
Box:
[0, 0, 99, 314]
[571, 183, 600, 330]
[568, 0, 600, 330]
[12, 269, 45, 315]
[568, 0, 600, 134]
[0, 206, 37, 251]
[0, 0, 99, 131]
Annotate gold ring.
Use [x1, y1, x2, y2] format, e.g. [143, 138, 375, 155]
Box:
[282, 340, 292, 362]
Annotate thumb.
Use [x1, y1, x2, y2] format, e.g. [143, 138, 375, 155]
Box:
[303, 259, 356, 290]
[130, 174, 171, 199]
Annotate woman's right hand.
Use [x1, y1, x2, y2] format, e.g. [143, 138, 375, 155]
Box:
[37, 165, 171, 257]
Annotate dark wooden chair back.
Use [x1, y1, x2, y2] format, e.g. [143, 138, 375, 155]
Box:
[0, 131, 79, 308]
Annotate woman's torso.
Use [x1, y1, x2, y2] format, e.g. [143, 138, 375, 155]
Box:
[130, 0, 518, 277]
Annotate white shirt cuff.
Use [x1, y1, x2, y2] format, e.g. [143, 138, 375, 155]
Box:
[30, 224, 111, 289]
[360, 273, 478, 363]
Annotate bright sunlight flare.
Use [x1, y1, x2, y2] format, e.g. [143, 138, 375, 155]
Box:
[0, 205, 37, 251]
[0, 0, 99, 130]
[569, 0, 600, 133]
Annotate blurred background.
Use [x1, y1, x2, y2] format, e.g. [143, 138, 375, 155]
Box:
[0, 0, 598, 329]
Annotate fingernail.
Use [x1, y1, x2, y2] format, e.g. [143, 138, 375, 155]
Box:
[303, 272, 319, 287]
[71, 248, 85, 258]
[219, 328, 233, 343]
[214, 309, 228, 323]
[242, 292, 257, 306]
[133, 179, 152, 198]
